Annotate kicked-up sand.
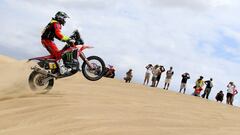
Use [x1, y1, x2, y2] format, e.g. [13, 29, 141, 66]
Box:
[0, 55, 240, 135]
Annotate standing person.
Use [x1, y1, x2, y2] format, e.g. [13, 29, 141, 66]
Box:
[124, 69, 133, 83]
[143, 64, 153, 85]
[232, 88, 238, 104]
[201, 78, 213, 99]
[150, 65, 160, 87]
[155, 65, 165, 87]
[163, 67, 174, 90]
[226, 82, 236, 105]
[179, 72, 190, 94]
[193, 76, 204, 97]
[215, 91, 224, 102]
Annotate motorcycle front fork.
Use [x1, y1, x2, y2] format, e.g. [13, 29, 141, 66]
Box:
[79, 52, 94, 69]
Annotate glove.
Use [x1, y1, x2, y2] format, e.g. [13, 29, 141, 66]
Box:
[67, 39, 75, 46]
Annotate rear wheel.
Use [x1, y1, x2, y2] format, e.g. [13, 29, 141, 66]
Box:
[82, 56, 105, 81]
[28, 71, 54, 94]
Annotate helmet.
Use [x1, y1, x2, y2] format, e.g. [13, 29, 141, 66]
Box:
[55, 11, 69, 26]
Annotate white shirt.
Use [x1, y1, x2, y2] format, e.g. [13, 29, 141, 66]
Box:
[227, 84, 235, 94]
[146, 67, 152, 74]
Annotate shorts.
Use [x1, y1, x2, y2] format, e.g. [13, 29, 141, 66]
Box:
[152, 76, 157, 82]
[227, 93, 233, 99]
[180, 83, 186, 89]
[145, 72, 150, 80]
[165, 78, 171, 84]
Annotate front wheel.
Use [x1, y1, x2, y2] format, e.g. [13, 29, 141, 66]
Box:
[28, 71, 54, 94]
[82, 56, 105, 81]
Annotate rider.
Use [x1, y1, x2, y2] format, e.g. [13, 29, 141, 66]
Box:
[41, 11, 72, 75]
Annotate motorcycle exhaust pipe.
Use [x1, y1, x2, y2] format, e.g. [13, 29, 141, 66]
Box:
[31, 66, 56, 77]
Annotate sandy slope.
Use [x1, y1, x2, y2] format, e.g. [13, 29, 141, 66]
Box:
[0, 56, 240, 135]
[0, 55, 17, 63]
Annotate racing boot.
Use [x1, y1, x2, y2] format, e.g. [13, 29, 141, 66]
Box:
[57, 59, 71, 75]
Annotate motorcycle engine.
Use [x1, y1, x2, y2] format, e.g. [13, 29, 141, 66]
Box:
[62, 49, 79, 71]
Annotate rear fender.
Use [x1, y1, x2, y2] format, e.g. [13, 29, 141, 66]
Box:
[28, 55, 55, 62]
[27, 59, 52, 69]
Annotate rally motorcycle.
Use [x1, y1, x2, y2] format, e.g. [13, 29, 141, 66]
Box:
[28, 30, 105, 93]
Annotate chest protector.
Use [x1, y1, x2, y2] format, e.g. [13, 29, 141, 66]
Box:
[41, 20, 60, 41]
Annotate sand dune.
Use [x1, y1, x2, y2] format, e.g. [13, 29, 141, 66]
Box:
[0, 55, 17, 63]
[0, 55, 240, 135]
[0, 55, 35, 101]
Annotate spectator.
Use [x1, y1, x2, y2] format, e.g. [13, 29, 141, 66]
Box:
[226, 82, 236, 105]
[232, 88, 238, 104]
[163, 67, 174, 90]
[193, 76, 204, 97]
[150, 65, 160, 87]
[155, 65, 165, 87]
[179, 72, 190, 94]
[143, 64, 153, 85]
[104, 65, 115, 78]
[215, 91, 224, 102]
[124, 69, 133, 83]
[201, 78, 213, 99]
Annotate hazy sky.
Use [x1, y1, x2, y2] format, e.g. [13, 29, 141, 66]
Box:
[1, 0, 240, 105]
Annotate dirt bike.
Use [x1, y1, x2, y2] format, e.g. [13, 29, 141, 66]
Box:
[28, 30, 105, 93]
